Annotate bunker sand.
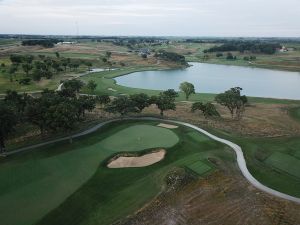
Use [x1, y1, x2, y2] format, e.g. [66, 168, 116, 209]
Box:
[157, 123, 178, 129]
[107, 149, 166, 168]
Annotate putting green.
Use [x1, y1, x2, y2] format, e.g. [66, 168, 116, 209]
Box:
[100, 125, 179, 152]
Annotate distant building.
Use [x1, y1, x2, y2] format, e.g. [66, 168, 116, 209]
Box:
[57, 41, 76, 45]
[139, 48, 151, 55]
[279, 46, 288, 52]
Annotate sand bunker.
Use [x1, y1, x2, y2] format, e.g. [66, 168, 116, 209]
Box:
[107, 149, 166, 168]
[157, 123, 178, 129]
[108, 88, 117, 92]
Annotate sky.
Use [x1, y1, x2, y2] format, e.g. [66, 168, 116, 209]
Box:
[0, 0, 299, 37]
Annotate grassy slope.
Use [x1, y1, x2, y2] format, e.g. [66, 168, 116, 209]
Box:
[0, 120, 230, 225]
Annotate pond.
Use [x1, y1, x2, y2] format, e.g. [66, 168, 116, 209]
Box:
[115, 63, 300, 100]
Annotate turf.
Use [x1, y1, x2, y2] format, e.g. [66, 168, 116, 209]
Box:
[290, 106, 300, 122]
[186, 161, 211, 175]
[0, 120, 230, 225]
[99, 125, 179, 151]
[265, 152, 300, 178]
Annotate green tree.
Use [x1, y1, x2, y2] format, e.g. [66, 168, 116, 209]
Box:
[85, 61, 93, 71]
[62, 79, 84, 96]
[105, 96, 138, 116]
[73, 96, 96, 120]
[8, 64, 18, 82]
[179, 82, 195, 100]
[130, 93, 150, 112]
[87, 80, 97, 94]
[22, 63, 33, 76]
[46, 100, 78, 143]
[105, 51, 112, 59]
[96, 95, 111, 107]
[191, 102, 220, 118]
[152, 90, 177, 116]
[0, 102, 18, 154]
[215, 87, 248, 119]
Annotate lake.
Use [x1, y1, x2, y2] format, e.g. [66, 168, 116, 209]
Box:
[115, 63, 300, 100]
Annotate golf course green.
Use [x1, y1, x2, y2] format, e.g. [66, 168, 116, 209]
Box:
[0, 120, 231, 225]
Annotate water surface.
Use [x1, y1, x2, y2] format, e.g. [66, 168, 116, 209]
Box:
[115, 63, 300, 99]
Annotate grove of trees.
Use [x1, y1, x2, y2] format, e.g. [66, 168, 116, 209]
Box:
[204, 41, 281, 54]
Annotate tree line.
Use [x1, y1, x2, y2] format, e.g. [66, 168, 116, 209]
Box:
[21, 39, 62, 48]
[7, 53, 93, 84]
[204, 41, 281, 54]
[154, 50, 188, 65]
[0, 79, 248, 154]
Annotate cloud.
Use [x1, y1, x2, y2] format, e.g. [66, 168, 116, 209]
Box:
[0, 0, 299, 36]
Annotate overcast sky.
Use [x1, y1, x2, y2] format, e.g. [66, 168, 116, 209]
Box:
[0, 0, 299, 37]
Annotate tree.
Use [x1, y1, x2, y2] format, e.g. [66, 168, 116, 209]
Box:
[87, 80, 97, 94]
[55, 52, 60, 58]
[10, 54, 23, 64]
[61, 58, 69, 72]
[215, 87, 248, 119]
[22, 63, 33, 76]
[62, 79, 84, 96]
[0, 102, 18, 154]
[73, 96, 96, 120]
[46, 100, 78, 143]
[25, 92, 56, 135]
[4, 90, 30, 114]
[130, 93, 150, 112]
[152, 90, 177, 116]
[163, 89, 178, 99]
[191, 102, 220, 118]
[105, 51, 112, 59]
[226, 52, 234, 60]
[8, 64, 18, 82]
[179, 82, 195, 100]
[105, 96, 138, 116]
[96, 95, 110, 107]
[85, 61, 93, 71]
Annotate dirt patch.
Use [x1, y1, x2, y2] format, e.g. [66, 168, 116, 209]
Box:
[115, 166, 300, 225]
[157, 123, 178, 129]
[107, 149, 166, 168]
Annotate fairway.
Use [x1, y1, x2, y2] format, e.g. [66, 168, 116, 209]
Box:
[0, 120, 229, 225]
[265, 152, 300, 178]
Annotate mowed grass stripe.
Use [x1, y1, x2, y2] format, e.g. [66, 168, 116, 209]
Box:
[265, 152, 300, 178]
[186, 161, 211, 175]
